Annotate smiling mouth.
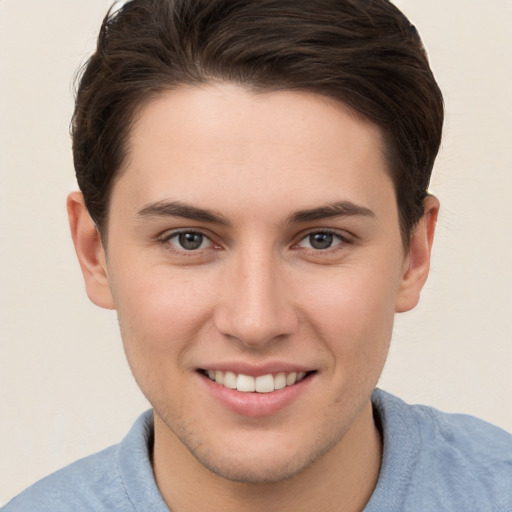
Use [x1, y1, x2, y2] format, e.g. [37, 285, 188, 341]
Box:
[199, 369, 314, 393]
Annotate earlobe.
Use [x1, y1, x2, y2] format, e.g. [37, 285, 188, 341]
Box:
[67, 191, 115, 310]
[395, 195, 439, 313]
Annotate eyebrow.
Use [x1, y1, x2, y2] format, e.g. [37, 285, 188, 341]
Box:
[136, 200, 231, 225]
[287, 201, 375, 224]
[136, 199, 375, 226]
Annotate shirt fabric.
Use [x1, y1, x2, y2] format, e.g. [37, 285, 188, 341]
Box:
[4, 389, 512, 511]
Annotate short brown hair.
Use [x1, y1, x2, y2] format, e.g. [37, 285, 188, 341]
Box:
[72, 0, 443, 240]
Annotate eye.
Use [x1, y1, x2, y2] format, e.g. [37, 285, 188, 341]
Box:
[297, 231, 344, 250]
[166, 231, 212, 251]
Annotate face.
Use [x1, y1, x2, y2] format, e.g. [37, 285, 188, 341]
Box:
[75, 83, 433, 484]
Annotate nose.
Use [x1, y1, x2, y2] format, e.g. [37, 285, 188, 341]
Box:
[214, 247, 298, 348]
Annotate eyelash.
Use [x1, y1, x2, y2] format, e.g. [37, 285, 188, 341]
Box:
[158, 229, 215, 254]
[294, 229, 352, 252]
[158, 228, 353, 255]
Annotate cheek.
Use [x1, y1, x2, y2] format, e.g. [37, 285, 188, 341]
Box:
[110, 266, 216, 359]
[110, 268, 220, 410]
[299, 262, 400, 358]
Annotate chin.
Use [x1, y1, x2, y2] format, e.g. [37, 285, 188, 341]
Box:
[198, 453, 311, 484]
[188, 431, 339, 485]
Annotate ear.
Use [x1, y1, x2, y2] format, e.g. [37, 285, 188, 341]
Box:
[67, 191, 115, 310]
[395, 195, 439, 313]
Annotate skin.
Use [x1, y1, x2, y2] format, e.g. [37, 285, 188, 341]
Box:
[68, 83, 438, 512]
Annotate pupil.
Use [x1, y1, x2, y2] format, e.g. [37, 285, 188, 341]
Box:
[310, 232, 333, 250]
[179, 233, 203, 250]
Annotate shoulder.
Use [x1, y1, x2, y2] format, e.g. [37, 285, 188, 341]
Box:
[2, 410, 166, 512]
[2, 445, 129, 511]
[373, 388, 512, 454]
[369, 389, 512, 511]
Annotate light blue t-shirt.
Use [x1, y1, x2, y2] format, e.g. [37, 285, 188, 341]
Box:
[4, 389, 512, 511]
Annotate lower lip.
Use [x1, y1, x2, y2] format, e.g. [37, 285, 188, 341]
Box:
[199, 372, 314, 418]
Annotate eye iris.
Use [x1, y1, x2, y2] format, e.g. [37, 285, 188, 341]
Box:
[179, 232, 203, 250]
[310, 232, 333, 250]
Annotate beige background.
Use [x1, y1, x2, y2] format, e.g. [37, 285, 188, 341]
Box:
[1, 0, 511, 504]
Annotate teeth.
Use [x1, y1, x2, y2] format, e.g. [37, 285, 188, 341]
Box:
[286, 372, 297, 386]
[205, 370, 309, 393]
[255, 374, 274, 393]
[237, 373, 255, 392]
[224, 371, 237, 389]
[274, 372, 287, 390]
[215, 370, 224, 385]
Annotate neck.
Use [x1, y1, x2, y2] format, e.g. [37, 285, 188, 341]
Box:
[153, 401, 382, 512]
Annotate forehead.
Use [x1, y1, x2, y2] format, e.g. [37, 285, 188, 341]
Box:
[112, 83, 395, 221]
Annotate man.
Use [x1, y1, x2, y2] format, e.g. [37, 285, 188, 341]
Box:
[4, 0, 511, 510]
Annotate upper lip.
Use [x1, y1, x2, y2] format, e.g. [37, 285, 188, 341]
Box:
[198, 361, 315, 377]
